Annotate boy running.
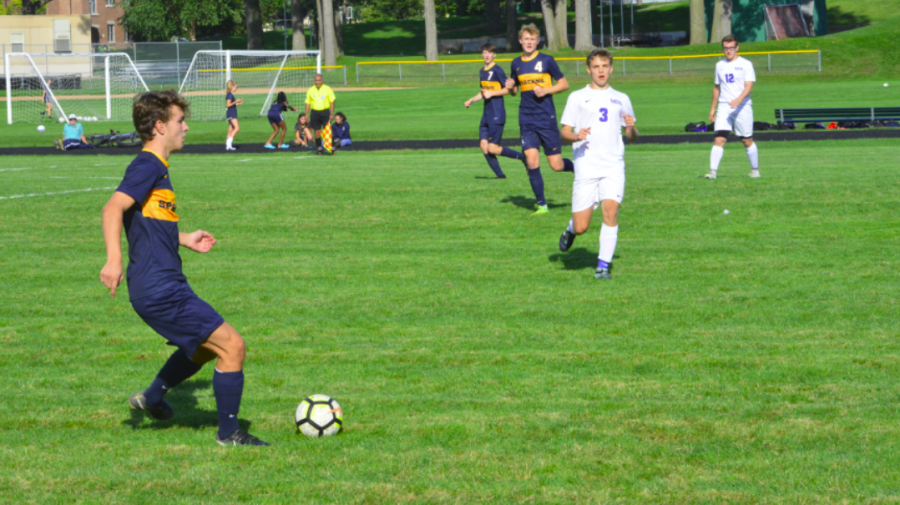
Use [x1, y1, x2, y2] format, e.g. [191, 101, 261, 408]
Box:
[505, 23, 573, 215]
[706, 35, 759, 179]
[464, 43, 524, 179]
[558, 49, 638, 280]
[100, 90, 268, 446]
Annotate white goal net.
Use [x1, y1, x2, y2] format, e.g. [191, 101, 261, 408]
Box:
[178, 50, 321, 121]
[4, 52, 149, 124]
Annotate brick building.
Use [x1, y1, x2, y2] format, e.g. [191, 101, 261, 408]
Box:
[45, 0, 126, 45]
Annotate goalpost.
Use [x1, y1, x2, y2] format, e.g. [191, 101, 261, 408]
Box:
[178, 50, 321, 121]
[4, 52, 149, 125]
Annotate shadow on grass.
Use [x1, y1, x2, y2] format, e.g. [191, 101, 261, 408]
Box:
[549, 248, 621, 271]
[500, 195, 567, 211]
[826, 6, 870, 32]
[122, 379, 251, 433]
[474, 175, 508, 180]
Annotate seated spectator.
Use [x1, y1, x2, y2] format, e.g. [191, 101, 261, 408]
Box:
[294, 112, 315, 149]
[332, 112, 352, 148]
[54, 114, 93, 150]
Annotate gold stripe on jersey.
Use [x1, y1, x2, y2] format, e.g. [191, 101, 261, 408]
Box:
[481, 81, 502, 91]
[517, 73, 552, 92]
[142, 189, 179, 222]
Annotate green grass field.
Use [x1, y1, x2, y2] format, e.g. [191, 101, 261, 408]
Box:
[2, 79, 897, 146]
[2, 138, 900, 503]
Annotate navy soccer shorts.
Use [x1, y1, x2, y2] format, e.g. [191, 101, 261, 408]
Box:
[520, 126, 562, 156]
[267, 112, 284, 125]
[131, 281, 226, 358]
[479, 122, 505, 144]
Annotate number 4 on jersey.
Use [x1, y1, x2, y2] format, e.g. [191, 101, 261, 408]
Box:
[534, 61, 543, 73]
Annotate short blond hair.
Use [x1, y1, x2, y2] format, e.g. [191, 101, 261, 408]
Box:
[226, 80, 237, 93]
[518, 23, 540, 39]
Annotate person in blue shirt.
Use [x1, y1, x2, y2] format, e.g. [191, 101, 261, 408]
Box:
[331, 112, 352, 148]
[464, 43, 524, 179]
[54, 114, 93, 150]
[505, 24, 574, 215]
[264, 91, 296, 149]
[41, 79, 54, 121]
[225, 80, 243, 151]
[100, 90, 268, 446]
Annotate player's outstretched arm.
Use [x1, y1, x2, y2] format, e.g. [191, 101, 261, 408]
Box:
[545, 76, 569, 96]
[560, 125, 589, 144]
[729, 81, 753, 109]
[464, 92, 484, 108]
[504, 78, 518, 96]
[100, 191, 136, 297]
[622, 115, 638, 142]
[180, 230, 216, 253]
[710, 85, 720, 123]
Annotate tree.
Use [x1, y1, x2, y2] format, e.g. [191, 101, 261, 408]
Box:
[506, 0, 519, 52]
[689, 0, 706, 45]
[540, 0, 568, 50]
[244, 0, 264, 49]
[710, 0, 732, 43]
[292, 0, 308, 50]
[485, 0, 504, 34]
[574, 0, 592, 51]
[333, 1, 344, 57]
[19, 0, 51, 15]
[321, 0, 336, 65]
[120, 0, 242, 41]
[424, 0, 438, 61]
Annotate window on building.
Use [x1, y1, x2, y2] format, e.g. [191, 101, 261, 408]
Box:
[124, 27, 130, 42]
[90, 0, 97, 14]
[11, 33, 24, 53]
[107, 24, 115, 43]
[107, 0, 115, 6]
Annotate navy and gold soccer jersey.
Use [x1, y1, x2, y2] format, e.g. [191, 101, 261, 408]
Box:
[480, 62, 506, 124]
[117, 150, 186, 300]
[509, 52, 564, 129]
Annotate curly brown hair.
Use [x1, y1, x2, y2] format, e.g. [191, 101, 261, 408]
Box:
[132, 90, 190, 142]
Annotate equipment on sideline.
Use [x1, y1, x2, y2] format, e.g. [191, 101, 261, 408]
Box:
[85, 130, 142, 148]
[4, 53, 149, 124]
[322, 122, 333, 154]
[179, 50, 321, 121]
[295, 394, 343, 437]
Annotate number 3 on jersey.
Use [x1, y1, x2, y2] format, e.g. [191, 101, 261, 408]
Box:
[598, 108, 608, 122]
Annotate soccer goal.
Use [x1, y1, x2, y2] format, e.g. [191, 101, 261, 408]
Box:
[178, 50, 321, 121]
[4, 52, 150, 124]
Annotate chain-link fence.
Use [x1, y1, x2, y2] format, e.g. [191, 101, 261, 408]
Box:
[356, 50, 821, 84]
[1, 41, 221, 88]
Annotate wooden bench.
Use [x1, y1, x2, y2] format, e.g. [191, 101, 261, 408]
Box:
[775, 107, 900, 124]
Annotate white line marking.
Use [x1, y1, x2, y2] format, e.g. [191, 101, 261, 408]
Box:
[0, 167, 33, 173]
[0, 186, 116, 201]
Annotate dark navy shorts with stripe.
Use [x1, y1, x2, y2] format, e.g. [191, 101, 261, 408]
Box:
[479, 121, 504, 144]
[131, 281, 225, 358]
[267, 111, 284, 125]
[520, 126, 562, 156]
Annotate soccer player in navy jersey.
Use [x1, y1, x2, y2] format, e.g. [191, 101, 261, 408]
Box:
[225, 80, 243, 151]
[100, 90, 269, 447]
[505, 24, 574, 215]
[464, 43, 525, 179]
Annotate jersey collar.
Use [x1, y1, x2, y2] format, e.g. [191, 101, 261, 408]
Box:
[521, 51, 539, 62]
[142, 148, 170, 168]
[483, 62, 496, 71]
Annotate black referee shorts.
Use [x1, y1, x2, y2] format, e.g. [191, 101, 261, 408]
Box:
[309, 109, 331, 131]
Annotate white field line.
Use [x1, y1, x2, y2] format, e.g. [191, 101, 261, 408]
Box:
[0, 186, 115, 201]
[0, 167, 34, 173]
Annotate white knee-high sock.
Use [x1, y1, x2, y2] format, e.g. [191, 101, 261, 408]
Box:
[710, 145, 724, 171]
[745, 143, 758, 169]
[226, 137, 233, 148]
[599, 224, 618, 265]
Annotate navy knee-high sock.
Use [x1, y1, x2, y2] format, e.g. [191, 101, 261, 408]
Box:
[213, 369, 244, 439]
[484, 154, 505, 177]
[527, 168, 546, 206]
[562, 158, 574, 173]
[144, 350, 203, 406]
[500, 147, 524, 161]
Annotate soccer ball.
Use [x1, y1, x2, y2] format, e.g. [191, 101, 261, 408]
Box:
[295, 394, 343, 438]
[90, 116, 98, 122]
[58, 117, 65, 123]
[37, 125, 46, 132]
[76, 116, 82, 121]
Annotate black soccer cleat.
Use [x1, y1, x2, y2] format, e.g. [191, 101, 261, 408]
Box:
[128, 392, 174, 421]
[559, 229, 576, 252]
[594, 268, 612, 280]
[216, 429, 270, 447]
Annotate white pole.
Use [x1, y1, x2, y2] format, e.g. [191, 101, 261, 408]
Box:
[105, 55, 111, 119]
[316, 51, 321, 74]
[5, 52, 11, 125]
[225, 49, 232, 82]
[259, 54, 290, 117]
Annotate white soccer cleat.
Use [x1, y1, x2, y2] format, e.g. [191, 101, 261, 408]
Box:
[704, 170, 717, 180]
[749, 169, 760, 178]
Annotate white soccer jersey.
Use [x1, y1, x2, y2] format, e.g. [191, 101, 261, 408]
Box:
[560, 85, 635, 180]
[715, 56, 756, 106]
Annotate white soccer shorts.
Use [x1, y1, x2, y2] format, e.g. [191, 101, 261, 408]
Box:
[714, 103, 754, 137]
[572, 175, 625, 213]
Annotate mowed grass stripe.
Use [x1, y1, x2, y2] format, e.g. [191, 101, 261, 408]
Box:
[0, 140, 899, 503]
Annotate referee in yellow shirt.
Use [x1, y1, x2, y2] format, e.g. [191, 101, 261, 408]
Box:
[305, 73, 336, 155]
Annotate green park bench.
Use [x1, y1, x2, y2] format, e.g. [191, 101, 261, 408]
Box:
[775, 107, 900, 124]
